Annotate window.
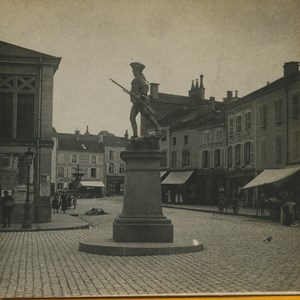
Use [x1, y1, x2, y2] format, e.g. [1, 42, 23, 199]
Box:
[216, 130, 223, 141]
[244, 142, 251, 165]
[182, 151, 190, 167]
[203, 131, 210, 143]
[275, 135, 283, 163]
[58, 154, 64, 164]
[161, 130, 166, 141]
[91, 168, 96, 178]
[275, 99, 283, 123]
[160, 151, 167, 167]
[236, 115, 242, 134]
[227, 146, 233, 167]
[109, 150, 114, 160]
[292, 94, 299, 119]
[0, 75, 36, 140]
[235, 144, 241, 166]
[260, 105, 267, 128]
[228, 118, 234, 137]
[119, 163, 125, 174]
[260, 140, 267, 164]
[245, 112, 251, 131]
[172, 136, 177, 146]
[214, 149, 221, 167]
[58, 167, 64, 177]
[91, 155, 96, 164]
[291, 131, 300, 160]
[109, 163, 114, 174]
[57, 183, 63, 190]
[71, 155, 77, 163]
[171, 151, 177, 168]
[184, 135, 189, 145]
[202, 150, 210, 168]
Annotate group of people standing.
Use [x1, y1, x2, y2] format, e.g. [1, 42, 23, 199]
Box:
[51, 192, 77, 213]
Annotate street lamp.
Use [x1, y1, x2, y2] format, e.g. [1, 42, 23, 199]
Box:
[22, 147, 34, 229]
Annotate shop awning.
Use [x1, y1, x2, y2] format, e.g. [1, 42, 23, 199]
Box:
[162, 171, 193, 185]
[160, 171, 168, 178]
[79, 181, 105, 187]
[242, 166, 300, 189]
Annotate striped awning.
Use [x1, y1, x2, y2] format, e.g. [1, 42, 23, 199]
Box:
[162, 171, 193, 185]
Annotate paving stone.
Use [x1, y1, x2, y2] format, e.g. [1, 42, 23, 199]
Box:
[0, 197, 299, 297]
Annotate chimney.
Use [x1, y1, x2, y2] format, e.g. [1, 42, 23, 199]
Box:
[75, 129, 80, 141]
[98, 133, 104, 143]
[209, 96, 215, 110]
[235, 90, 238, 98]
[199, 75, 205, 99]
[227, 91, 233, 99]
[85, 125, 90, 135]
[284, 61, 299, 78]
[195, 79, 199, 89]
[150, 83, 160, 100]
[191, 80, 195, 90]
[124, 130, 129, 141]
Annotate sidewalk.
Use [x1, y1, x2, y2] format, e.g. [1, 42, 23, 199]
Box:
[0, 201, 266, 233]
[0, 212, 89, 232]
[163, 203, 261, 217]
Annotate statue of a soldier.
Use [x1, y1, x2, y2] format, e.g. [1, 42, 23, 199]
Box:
[129, 62, 161, 138]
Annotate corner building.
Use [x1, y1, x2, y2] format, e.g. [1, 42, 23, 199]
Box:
[0, 41, 61, 223]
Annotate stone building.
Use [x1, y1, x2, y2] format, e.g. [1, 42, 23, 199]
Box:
[98, 130, 127, 196]
[55, 128, 105, 197]
[226, 61, 300, 206]
[0, 41, 61, 223]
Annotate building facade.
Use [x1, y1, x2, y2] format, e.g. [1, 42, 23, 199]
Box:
[54, 129, 104, 197]
[98, 130, 127, 196]
[0, 41, 61, 223]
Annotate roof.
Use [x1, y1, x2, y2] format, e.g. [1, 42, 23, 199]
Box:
[102, 134, 127, 148]
[0, 41, 61, 71]
[57, 131, 127, 152]
[57, 133, 104, 153]
[171, 109, 225, 131]
[227, 71, 300, 109]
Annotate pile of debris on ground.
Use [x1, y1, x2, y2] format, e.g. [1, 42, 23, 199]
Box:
[290, 220, 300, 227]
[85, 208, 106, 216]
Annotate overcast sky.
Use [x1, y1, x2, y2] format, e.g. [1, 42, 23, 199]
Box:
[1, 0, 299, 137]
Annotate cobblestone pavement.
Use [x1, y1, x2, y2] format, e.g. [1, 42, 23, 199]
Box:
[0, 197, 299, 298]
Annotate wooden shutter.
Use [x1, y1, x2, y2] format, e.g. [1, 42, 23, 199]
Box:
[250, 141, 254, 165]
[241, 143, 244, 166]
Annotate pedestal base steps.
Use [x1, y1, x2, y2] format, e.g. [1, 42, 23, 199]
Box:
[79, 239, 204, 256]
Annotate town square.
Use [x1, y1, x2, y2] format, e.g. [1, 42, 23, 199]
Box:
[0, 0, 300, 299]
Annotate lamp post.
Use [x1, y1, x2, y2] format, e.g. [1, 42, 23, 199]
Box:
[22, 147, 34, 229]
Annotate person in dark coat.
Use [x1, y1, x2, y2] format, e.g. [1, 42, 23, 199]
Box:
[51, 193, 60, 213]
[59, 192, 68, 213]
[67, 195, 72, 209]
[1, 190, 15, 228]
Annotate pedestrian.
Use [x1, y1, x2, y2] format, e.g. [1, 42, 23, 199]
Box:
[67, 195, 72, 209]
[1, 190, 15, 228]
[51, 193, 60, 213]
[60, 192, 68, 214]
[72, 194, 77, 209]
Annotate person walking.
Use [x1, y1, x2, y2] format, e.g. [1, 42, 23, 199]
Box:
[60, 192, 68, 214]
[1, 190, 15, 228]
[51, 193, 60, 213]
[72, 194, 78, 209]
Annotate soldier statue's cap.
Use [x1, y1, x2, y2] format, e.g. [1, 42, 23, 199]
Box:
[130, 62, 145, 71]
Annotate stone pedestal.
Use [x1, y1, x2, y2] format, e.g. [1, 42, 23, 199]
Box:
[113, 137, 173, 242]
